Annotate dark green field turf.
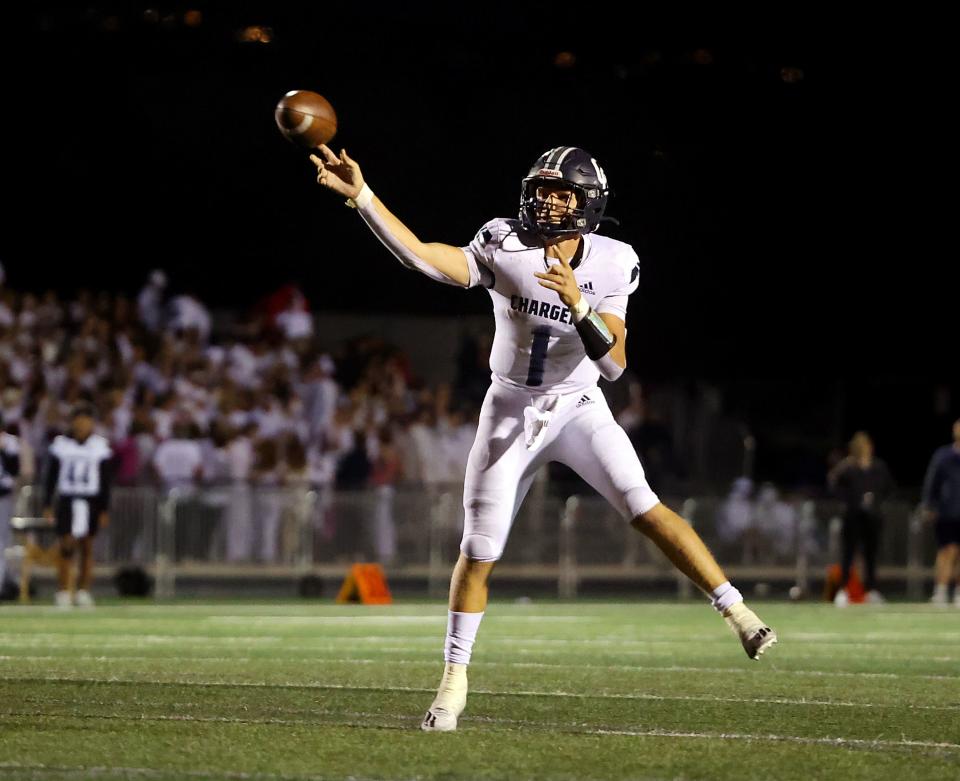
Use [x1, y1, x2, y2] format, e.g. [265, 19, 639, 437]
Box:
[0, 600, 957, 780]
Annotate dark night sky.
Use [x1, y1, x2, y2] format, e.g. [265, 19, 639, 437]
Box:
[3, 5, 945, 382]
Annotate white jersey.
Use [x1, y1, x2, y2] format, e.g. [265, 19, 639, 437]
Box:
[462, 218, 640, 394]
[49, 434, 112, 497]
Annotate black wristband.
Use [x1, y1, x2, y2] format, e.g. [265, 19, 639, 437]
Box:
[574, 307, 616, 360]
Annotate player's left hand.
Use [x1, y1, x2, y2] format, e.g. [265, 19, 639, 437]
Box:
[99, 511, 110, 529]
[534, 253, 581, 309]
[309, 144, 364, 200]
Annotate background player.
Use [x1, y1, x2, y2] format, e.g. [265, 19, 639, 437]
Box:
[309, 143, 777, 731]
[42, 403, 114, 608]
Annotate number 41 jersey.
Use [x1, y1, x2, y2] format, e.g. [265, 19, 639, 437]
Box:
[48, 434, 113, 498]
[461, 218, 641, 394]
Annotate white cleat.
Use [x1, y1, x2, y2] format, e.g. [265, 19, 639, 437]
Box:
[723, 602, 778, 661]
[54, 590, 73, 610]
[420, 706, 460, 732]
[74, 589, 95, 608]
[421, 662, 468, 732]
[834, 588, 850, 608]
[954, 593, 960, 609]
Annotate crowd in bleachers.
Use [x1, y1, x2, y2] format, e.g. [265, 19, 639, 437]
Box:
[0, 270, 479, 498]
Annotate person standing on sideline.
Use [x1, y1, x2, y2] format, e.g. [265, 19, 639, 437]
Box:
[922, 418, 960, 606]
[828, 431, 894, 606]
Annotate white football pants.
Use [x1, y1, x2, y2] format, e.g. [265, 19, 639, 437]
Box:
[460, 379, 660, 562]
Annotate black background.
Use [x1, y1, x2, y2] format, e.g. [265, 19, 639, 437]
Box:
[3, 4, 951, 481]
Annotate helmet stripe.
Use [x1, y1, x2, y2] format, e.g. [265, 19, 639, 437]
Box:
[547, 146, 571, 167]
[555, 147, 576, 167]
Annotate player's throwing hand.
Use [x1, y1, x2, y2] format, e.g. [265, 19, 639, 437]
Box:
[309, 144, 364, 201]
[534, 253, 581, 308]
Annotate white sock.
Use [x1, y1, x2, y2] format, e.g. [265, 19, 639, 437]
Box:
[710, 581, 744, 613]
[934, 583, 948, 599]
[444, 610, 484, 665]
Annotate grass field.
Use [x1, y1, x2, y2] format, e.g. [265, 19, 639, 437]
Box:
[0, 599, 957, 780]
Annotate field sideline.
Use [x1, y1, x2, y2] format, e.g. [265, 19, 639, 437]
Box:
[1, 600, 957, 780]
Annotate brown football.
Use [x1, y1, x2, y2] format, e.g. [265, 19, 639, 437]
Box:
[274, 90, 337, 149]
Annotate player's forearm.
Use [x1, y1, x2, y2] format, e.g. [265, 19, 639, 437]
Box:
[587, 341, 624, 381]
[569, 300, 624, 381]
[351, 186, 473, 287]
[606, 337, 627, 370]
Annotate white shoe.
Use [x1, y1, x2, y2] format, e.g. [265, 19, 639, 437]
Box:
[421, 662, 468, 731]
[54, 590, 73, 610]
[865, 589, 886, 605]
[834, 588, 849, 608]
[930, 588, 948, 606]
[722, 602, 778, 661]
[74, 590, 95, 608]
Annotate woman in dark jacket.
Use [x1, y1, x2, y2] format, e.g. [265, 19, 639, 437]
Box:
[828, 431, 894, 606]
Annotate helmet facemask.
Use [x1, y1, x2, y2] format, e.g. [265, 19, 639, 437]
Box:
[520, 179, 589, 238]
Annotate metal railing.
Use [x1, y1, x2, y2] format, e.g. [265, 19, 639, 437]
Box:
[5, 482, 939, 600]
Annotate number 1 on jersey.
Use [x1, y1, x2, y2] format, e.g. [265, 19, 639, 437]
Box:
[525, 326, 551, 387]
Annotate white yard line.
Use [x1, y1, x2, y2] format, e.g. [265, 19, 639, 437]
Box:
[204, 615, 585, 626]
[2, 636, 957, 665]
[1, 709, 956, 754]
[787, 632, 960, 641]
[12, 653, 955, 681]
[2, 674, 957, 711]
[490, 660, 960, 680]
[4, 630, 960, 648]
[587, 728, 960, 751]
[0, 634, 282, 645]
[4, 631, 960, 649]
[2, 655, 958, 680]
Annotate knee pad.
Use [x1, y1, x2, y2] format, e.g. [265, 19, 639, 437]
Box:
[461, 494, 510, 562]
[460, 532, 502, 563]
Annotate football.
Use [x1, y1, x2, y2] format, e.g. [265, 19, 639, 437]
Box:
[274, 90, 337, 148]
